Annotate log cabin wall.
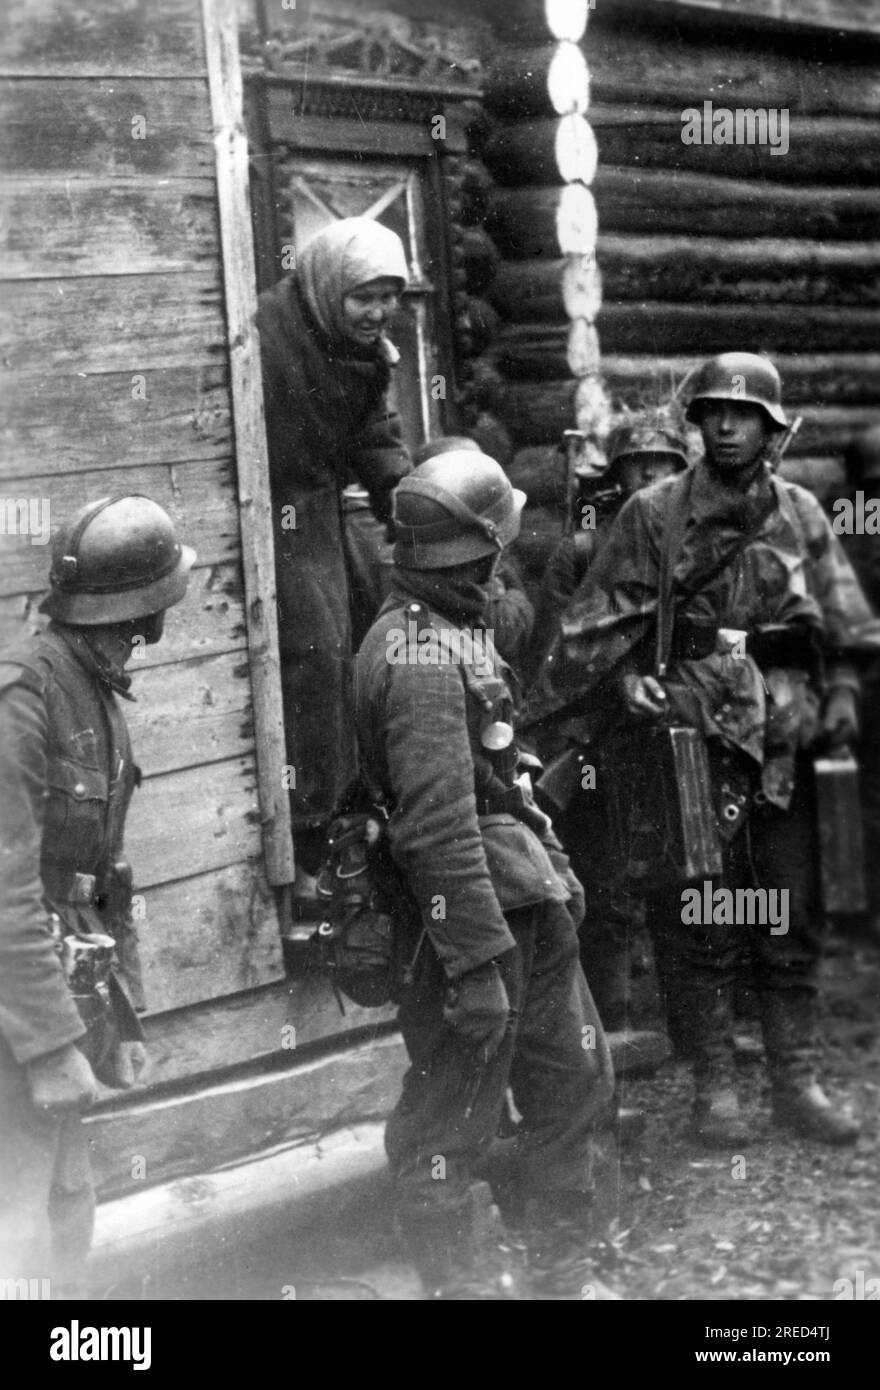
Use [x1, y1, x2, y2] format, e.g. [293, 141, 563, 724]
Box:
[480, 0, 880, 575]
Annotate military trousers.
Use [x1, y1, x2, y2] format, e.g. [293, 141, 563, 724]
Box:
[647, 753, 825, 1068]
[557, 786, 644, 1029]
[0, 1037, 95, 1298]
[386, 900, 615, 1224]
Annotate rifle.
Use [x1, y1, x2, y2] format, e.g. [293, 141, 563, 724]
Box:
[767, 415, 802, 472]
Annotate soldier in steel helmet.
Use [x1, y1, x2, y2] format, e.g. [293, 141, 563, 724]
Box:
[0, 496, 195, 1295]
[354, 450, 616, 1300]
[557, 353, 880, 1147]
[524, 415, 689, 1028]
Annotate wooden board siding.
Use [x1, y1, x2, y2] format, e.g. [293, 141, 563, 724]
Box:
[0, 0, 287, 1043]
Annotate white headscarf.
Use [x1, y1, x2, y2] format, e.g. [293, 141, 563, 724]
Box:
[298, 218, 409, 344]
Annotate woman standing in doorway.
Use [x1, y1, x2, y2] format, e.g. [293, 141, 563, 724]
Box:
[257, 218, 411, 892]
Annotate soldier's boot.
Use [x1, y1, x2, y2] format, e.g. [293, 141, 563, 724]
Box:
[688, 986, 753, 1148]
[520, 1193, 622, 1302]
[401, 1181, 531, 1301]
[761, 991, 861, 1145]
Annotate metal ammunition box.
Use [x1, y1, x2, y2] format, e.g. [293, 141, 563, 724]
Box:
[814, 753, 867, 914]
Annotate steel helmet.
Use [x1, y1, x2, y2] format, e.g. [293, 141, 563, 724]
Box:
[607, 422, 689, 473]
[40, 495, 196, 625]
[685, 352, 788, 430]
[393, 451, 525, 570]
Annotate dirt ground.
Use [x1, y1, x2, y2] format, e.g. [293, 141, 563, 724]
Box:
[594, 927, 880, 1302]
[144, 927, 879, 1302]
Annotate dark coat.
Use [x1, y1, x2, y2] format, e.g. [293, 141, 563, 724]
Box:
[0, 627, 144, 1065]
[557, 463, 880, 808]
[257, 275, 410, 827]
[354, 579, 577, 980]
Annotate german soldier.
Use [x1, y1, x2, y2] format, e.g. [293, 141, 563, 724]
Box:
[354, 450, 616, 1299]
[556, 353, 880, 1146]
[0, 496, 195, 1295]
[525, 416, 689, 1028]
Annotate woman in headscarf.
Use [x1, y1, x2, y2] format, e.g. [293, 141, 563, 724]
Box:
[257, 218, 412, 882]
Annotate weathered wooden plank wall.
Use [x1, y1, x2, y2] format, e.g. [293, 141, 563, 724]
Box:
[0, 0, 295, 1068]
[480, 2, 880, 570]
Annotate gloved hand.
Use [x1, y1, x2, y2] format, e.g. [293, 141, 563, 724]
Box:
[443, 959, 511, 1062]
[107, 1040, 149, 1090]
[822, 685, 859, 752]
[26, 1044, 99, 1112]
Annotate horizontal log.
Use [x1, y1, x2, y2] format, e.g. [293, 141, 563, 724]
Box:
[491, 240, 880, 319]
[0, 178, 220, 279]
[0, 79, 213, 176]
[126, 651, 254, 777]
[600, 355, 880, 410]
[598, 236, 880, 310]
[89, 1123, 395, 1286]
[1, 0, 206, 77]
[499, 380, 879, 452]
[485, 111, 880, 187]
[489, 174, 880, 254]
[0, 271, 226, 373]
[137, 862, 282, 1016]
[140, 979, 397, 1084]
[0, 458, 239, 596]
[86, 1034, 405, 1200]
[635, 0, 880, 39]
[127, 754, 261, 887]
[497, 303, 880, 371]
[484, 37, 880, 119]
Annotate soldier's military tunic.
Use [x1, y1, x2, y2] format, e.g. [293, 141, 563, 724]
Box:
[354, 572, 613, 1226]
[557, 461, 880, 1066]
[0, 625, 144, 1288]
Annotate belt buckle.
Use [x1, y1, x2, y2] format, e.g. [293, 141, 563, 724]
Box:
[71, 872, 97, 906]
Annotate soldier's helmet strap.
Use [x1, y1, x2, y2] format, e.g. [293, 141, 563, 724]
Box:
[397, 478, 504, 549]
[53, 495, 132, 587]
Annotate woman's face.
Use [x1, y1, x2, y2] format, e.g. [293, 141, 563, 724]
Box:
[341, 276, 401, 345]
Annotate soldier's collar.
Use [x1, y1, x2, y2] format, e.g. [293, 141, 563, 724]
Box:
[57, 628, 136, 701]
